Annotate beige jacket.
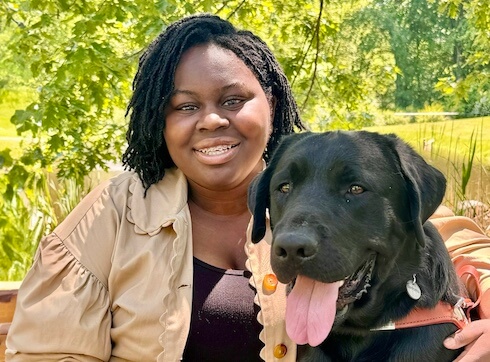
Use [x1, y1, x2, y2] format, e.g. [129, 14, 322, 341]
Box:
[6, 169, 294, 361]
[6, 169, 490, 361]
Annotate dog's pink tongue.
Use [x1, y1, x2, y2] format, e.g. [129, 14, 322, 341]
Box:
[285, 275, 340, 347]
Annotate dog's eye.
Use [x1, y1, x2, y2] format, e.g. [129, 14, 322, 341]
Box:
[349, 185, 364, 195]
[279, 183, 291, 193]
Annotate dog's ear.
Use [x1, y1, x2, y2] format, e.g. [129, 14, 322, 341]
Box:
[248, 168, 272, 243]
[388, 134, 446, 248]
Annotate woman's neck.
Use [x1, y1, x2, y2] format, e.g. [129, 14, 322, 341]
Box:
[188, 186, 252, 270]
[187, 184, 250, 217]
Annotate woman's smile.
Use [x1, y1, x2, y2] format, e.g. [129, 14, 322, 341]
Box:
[194, 142, 240, 165]
[196, 144, 238, 156]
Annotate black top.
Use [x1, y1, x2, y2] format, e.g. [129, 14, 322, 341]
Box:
[182, 258, 263, 361]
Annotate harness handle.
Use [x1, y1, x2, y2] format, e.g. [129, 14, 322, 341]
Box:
[456, 264, 482, 320]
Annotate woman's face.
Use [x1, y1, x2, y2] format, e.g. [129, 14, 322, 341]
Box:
[164, 43, 273, 192]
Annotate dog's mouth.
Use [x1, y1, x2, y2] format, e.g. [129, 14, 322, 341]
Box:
[284, 253, 377, 347]
[336, 253, 376, 310]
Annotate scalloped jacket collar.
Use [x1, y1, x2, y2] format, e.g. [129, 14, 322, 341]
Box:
[126, 168, 189, 236]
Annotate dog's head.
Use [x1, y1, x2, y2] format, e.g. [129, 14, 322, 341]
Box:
[247, 130, 446, 346]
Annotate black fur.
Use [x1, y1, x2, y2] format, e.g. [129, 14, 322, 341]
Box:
[248, 131, 464, 361]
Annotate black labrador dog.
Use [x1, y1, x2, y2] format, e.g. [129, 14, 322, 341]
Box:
[248, 131, 466, 361]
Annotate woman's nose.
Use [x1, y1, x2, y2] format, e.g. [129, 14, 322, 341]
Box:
[197, 109, 230, 131]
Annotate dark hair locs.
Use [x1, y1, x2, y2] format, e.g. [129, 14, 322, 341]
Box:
[122, 13, 306, 192]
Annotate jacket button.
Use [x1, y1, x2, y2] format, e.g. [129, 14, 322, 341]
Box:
[263, 273, 278, 294]
[273, 343, 287, 358]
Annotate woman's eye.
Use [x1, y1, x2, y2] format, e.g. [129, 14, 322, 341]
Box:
[178, 104, 198, 111]
[279, 183, 291, 193]
[223, 98, 243, 107]
[348, 185, 364, 195]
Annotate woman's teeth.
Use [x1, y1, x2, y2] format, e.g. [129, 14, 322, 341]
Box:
[198, 145, 236, 155]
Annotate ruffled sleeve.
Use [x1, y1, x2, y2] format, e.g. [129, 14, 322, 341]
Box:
[430, 206, 490, 319]
[6, 179, 120, 361]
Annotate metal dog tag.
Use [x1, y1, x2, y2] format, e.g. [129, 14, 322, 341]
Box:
[406, 274, 421, 300]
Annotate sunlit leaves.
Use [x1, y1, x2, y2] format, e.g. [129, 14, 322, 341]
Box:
[433, 0, 490, 115]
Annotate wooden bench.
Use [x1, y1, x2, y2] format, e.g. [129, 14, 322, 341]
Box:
[1, 282, 22, 362]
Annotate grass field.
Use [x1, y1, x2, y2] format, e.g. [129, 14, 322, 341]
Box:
[365, 117, 490, 234]
[364, 116, 490, 167]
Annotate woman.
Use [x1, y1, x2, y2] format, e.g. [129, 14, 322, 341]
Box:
[6, 13, 490, 361]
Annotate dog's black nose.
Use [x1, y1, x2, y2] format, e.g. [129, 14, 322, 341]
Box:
[273, 233, 318, 262]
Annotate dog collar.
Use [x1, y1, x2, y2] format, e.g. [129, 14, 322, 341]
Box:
[371, 301, 469, 331]
[372, 264, 482, 332]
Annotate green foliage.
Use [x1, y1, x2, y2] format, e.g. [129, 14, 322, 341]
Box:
[459, 129, 477, 198]
[0, 171, 92, 280]
[370, 109, 403, 126]
[0, 193, 44, 280]
[435, 0, 490, 117]
[1, 0, 141, 191]
[416, 103, 451, 123]
[365, 0, 461, 109]
[0, 172, 55, 280]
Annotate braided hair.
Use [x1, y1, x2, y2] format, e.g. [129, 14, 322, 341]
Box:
[122, 13, 306, 191]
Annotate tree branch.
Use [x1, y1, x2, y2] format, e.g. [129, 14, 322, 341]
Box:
[300, 0, 324, 111]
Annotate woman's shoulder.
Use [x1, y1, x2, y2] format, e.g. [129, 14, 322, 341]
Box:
[55, 168, 189, 239]
[52, 171, 136, 238]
